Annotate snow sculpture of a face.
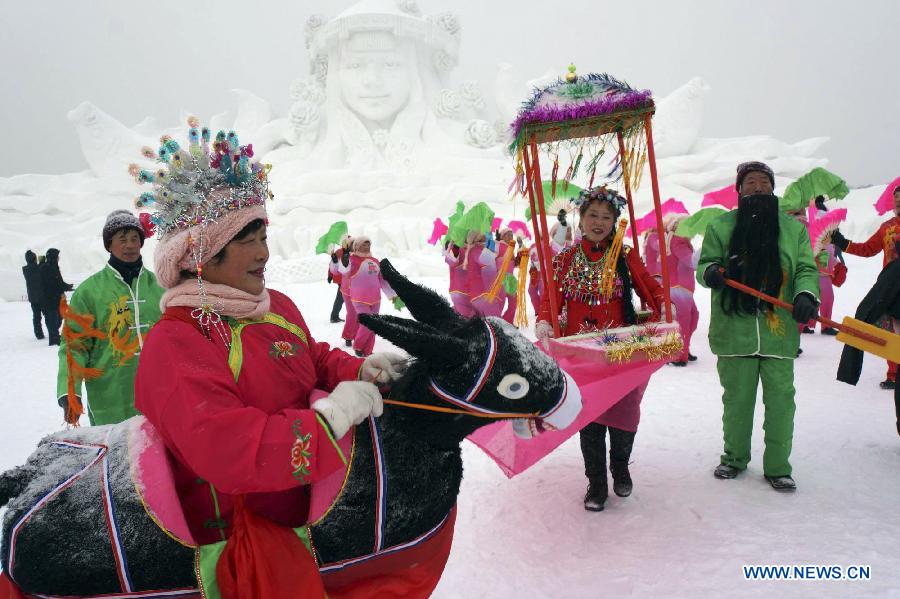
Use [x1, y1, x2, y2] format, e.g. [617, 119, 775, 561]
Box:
[338, 31, 412, 127]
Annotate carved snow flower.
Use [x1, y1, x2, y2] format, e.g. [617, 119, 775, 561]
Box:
[311, 53, 329, 85]
[434, 89, 462, 117]
[464, 120, 497, 149]
[459, 80, 485, 110]
[289, 102, 321, 133]
[430, 12, 461, 37]
[395, 0, 422, 16]
[371, 129, 390, 149]
[289, 78, 325, 104]
[304, 14, 328, 48]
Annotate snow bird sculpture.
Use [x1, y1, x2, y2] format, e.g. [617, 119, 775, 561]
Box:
[0, 260, 581, 598]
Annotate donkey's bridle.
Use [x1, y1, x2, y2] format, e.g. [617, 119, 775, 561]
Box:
[382, 321, 569, 420]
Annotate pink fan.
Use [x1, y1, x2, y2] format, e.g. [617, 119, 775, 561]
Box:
[874, 176, 900, 215]
[506, 220, 532, 239]
[427, 218, 448, 245]
[806, 203, 848, 255]
[491, 217, 503, 232]
[627, 198, 688, 237]
[701, 185, 739, 210]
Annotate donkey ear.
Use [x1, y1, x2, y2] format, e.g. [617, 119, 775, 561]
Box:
[379, 259, 465, 332]
[359, 314, 467, 365]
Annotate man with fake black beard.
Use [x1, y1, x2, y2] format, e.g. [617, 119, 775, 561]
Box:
[697, 162, 820, 492]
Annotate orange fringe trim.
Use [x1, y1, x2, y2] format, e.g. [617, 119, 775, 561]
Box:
[514, 248, 530, 329]
[486, 241, 516, 303]
[60, 297, 107, 425]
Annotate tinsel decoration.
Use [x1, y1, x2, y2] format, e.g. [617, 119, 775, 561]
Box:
[598, 218, 629, 301]
[514, 247, 530, 329]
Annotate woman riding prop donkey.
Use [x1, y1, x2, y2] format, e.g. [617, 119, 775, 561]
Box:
[0, 259, 580, 598]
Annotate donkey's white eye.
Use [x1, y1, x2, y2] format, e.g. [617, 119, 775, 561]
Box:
[497, 374, 529, 399]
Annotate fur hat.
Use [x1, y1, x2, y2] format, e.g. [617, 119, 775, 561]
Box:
[102, 209, 145, 250]
[735, 161, 775, 191]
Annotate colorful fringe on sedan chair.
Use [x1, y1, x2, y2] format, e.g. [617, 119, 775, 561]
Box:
[599, 218, 628, 301]
[60, 296, 106, 426]
[514, 247, 530, 329]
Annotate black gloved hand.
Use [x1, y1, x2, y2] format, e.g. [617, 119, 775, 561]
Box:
[791, 293, 818, 323]
[557, 210, 567, 226]
[341, 252, 350, 267]
[830, 229, 849, 251]
[703, 264, 726, 290]
[331, 252, 338, 263]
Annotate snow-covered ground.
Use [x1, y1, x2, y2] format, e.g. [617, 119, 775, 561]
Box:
[1, 250, 897, 598]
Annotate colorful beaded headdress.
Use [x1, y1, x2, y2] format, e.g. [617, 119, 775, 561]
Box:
[574, 186, 627, 212]
[129, 116, 272, 238]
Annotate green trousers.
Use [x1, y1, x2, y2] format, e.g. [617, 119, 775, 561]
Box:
[716, 356, 796, 477]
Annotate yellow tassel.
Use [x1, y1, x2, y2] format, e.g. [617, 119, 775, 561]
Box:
[514, 248, 530, 329]
[599, 218, 629, 301]
[486, 241, 516, 303]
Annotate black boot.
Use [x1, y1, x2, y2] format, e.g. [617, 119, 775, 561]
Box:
[584, 478, 608, 511]
[330, 287, 345, 323]
[609, 427, 635, 498]
[580, 423, 608, 511]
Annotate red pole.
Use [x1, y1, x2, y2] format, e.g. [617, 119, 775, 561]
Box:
[643, 114, 673, 323]
[617, 131, 645, 311]
[522, 145, 557, 336]
[529, 143, 562, 337]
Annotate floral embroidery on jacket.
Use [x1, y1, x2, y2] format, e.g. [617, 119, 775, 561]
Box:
[290, 420, 312, 482]
[270, 340, 301, 359]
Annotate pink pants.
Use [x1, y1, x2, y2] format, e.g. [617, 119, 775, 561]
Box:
[501, 292, 516, 324]
[594, 384, 648, 432]
[352, 301, 380, 356]
[340, 292, 357, 342]
[450, 291, 475, 319]
[471, 295, 503, 318]
[528, 280, 542, 319]
[670, 287, 699, 362]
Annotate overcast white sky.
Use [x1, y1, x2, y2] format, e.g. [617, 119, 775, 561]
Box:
[1, 0, 897, 185]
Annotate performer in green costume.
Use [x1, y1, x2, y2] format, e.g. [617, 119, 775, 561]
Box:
[697, 162, 820, 492]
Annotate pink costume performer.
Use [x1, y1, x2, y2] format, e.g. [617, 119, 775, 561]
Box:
[339, 236, 397, 356]
[444, 241, 474, 318]
[813, 245, 836, 326]
[643, 219, 699, 364]
[466, 233, 503, 318]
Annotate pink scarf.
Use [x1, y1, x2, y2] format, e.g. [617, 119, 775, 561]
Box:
[161, 279, 270, 320]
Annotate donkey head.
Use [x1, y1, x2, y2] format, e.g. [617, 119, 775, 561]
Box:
[359, 260, 581, 446]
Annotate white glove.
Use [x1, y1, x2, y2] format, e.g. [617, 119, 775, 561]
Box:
[360, 352, 409, 384]
[535, 321, 554, 341]
[312, 381, 384, 440]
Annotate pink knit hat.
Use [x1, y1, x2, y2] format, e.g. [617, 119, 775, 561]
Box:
[131, 117, 273, 289]
[154, 200, 267, 289]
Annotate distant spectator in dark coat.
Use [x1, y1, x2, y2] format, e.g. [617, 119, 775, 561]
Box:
[22, 250, 46, 339]
[39, 248, 73, 346]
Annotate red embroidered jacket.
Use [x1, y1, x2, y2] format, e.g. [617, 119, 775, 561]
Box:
[538, 239, 665, 337]
[845, 215, 900, 268]
[135, 289, 363, 545]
